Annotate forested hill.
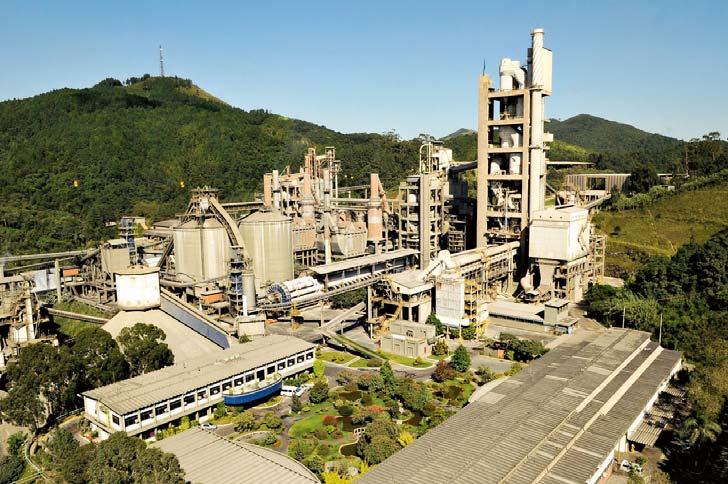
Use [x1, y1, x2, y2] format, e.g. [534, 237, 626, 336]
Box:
[0, 76, 421, 254]
[548, 114, 682, 154]
[445, 114, 705, 173]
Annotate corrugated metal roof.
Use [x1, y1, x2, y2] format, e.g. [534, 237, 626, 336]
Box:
[360, 329, 682, 484]
[82, 335, 315, 415]
[152, 428, 319, 484]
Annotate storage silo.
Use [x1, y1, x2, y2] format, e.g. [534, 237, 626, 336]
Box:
[173, 218, 231, 283]
[238, 211, 293, 289]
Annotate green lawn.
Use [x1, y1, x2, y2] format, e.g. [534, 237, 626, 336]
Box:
[427, 354, 449, 361]
[53, 300, 113, 337]
[378, 351, 432, 368]
[318, 351, 357, 365]
[349, 358, 379, 368]
[594, 182, 728, 276]
[289, 414, 326, 439]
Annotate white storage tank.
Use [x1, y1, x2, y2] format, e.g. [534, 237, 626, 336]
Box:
[173, 218, 231, 283]
[238, 211, 294, 289]
[115, 266, 161, 310]
[529, 207, 590, 261]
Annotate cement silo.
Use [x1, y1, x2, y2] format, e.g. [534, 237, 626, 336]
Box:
[238, 211, 294, 289]
[173, 218, 231, 283]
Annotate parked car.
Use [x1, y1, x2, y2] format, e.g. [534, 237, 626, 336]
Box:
[200, 423, 217, 430]
[281, 385, 306, 397]
[619, 460, 642, 474]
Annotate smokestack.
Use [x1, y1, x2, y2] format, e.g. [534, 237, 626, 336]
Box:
[367, 173, 383, 245]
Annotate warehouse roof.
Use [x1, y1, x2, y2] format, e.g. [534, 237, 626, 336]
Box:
[361, 329, 681, 484]
[82, 335, 315, 415]
[153, 428, 319, 484]
[488, 300, 544, 324]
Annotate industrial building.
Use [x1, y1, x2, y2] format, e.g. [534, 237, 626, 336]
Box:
[0, 29, 612, 363]
[81, 335, 315, 440]
[152, 428, 319, 484]
[361, 329, 682, 484]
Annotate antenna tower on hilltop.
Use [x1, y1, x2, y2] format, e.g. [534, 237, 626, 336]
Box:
[159, 45, 165, 77]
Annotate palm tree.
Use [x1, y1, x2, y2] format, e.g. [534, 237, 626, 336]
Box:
[680, 411, 722, 472]
[682, 412, 721, 447]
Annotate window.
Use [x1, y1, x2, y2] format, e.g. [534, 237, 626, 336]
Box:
[112, 415, 120, 426]
[184, 394, 195, 405]
[297, 355, 304, 363]
[155, 405, 167, 416]
[210, 386, 220, 396]
[406, 330, 414, 337]
[246, 374, 255, 383]
[222, 381, 232, 391]
[277, 362, 285, 370]
[306, 352, 314, 360]
[267, 365, 275, 375]
[124, 415, 138, 427]
[234, 377, 244, 387]
[169, 399, 182, 411]
[197, 390, 207, 400]
[256, 370, 265, 381]
[141, 409, 153, 421]
[288, 358, 295, 367]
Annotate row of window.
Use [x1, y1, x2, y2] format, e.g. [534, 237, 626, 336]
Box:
[118, 350, 314, 427]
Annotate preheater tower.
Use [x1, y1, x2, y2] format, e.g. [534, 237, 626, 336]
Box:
[476, 29, 553, 246]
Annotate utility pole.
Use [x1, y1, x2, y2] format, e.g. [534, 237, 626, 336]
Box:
[658, 314, 663, 345]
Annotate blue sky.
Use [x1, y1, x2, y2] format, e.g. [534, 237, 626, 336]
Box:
[1, 0, 726, 140]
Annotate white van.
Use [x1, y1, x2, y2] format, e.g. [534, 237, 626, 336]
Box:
[281, 385, 305, 397]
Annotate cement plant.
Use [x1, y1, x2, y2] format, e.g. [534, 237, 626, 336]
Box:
[2, 24, 726, 484]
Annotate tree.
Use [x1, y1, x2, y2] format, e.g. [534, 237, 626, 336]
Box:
[426, 313, 444, 335]
[431, 339, 449, 356]
[362, 434, 400, 464]
[313, 359, 325, 380]
[451, 345, 471, 372]
[288, 439, 308, 462]
[337, 404, 354, 417]
[305, 454, 325, 476]
[234, 411, 257, 432]
[0, 343, 81, 430]
[393, 378, 430, 411]
[0, 455, 24, 484]
[380, 361, 395, 389]
[681, 411, 722, 448]
[44, 428, 90, 483]
[6, 432, 26, 456]
[432, 360, 456, 383]
[87, 432, 184, 484]
[117, 323, 174, 376]
[70, 326, 129, 387]
[238, 333, 251, 343]
[398, 430, 415, 447]
[629, 163, 659, 194]
[309, 381, 330, 404]
[476, 366, 496, 384]
[262, 412, 283, 430]
[291, 394, 303, 413]
[461, 325, 477, 340]
[356, 414, 401, 463]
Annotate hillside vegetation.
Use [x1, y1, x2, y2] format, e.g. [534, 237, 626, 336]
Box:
[0, 76, 420, 254]
[594, 181, 728, 276]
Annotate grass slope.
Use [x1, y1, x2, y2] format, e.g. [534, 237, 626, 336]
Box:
[593, 182, 728, 276]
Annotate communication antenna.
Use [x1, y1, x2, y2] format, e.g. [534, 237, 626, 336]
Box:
[159, 45, 165, 77]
